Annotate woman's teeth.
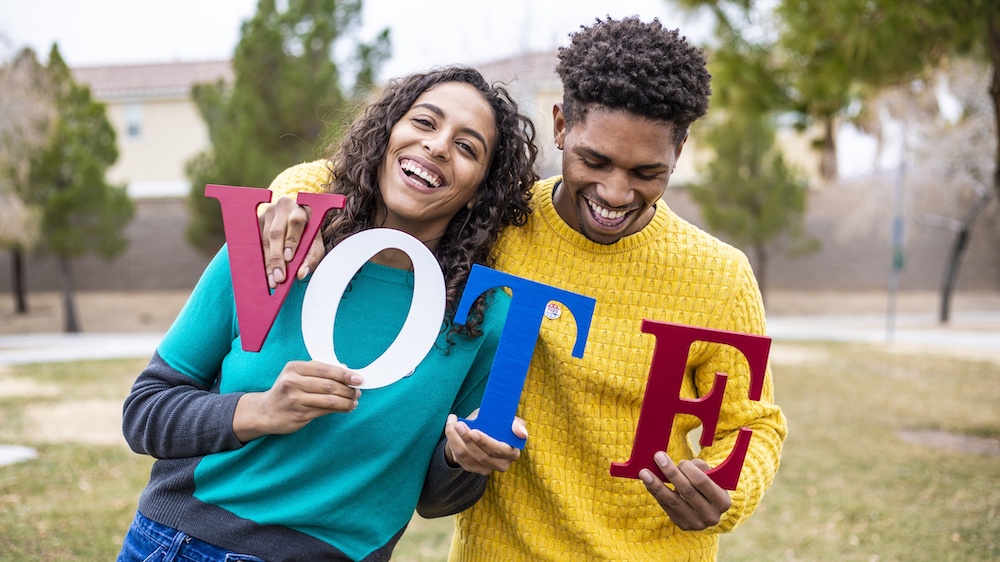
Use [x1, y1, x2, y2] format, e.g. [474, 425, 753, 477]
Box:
[401, 160, 442, 188]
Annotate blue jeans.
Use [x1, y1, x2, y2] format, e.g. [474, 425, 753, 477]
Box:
[117, 511, 268, 562]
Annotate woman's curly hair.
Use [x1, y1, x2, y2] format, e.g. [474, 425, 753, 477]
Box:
[318, 66, 538, 339]
[556, 16, 712, 145]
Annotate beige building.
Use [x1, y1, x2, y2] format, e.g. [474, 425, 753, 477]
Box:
[72, 60, 233, 198]
[0, 61, 232, 293]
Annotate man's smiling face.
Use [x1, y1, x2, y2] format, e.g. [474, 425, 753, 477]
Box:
[552, 105, 685, 245]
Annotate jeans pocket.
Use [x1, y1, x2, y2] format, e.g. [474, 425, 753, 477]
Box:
[224, 554, 268, 562]
[117, 513, 172, 562]
[117, 527, 167, 562]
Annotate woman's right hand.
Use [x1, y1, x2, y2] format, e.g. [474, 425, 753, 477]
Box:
[233, 360, 362, 442]
[259, 196, 325, 289]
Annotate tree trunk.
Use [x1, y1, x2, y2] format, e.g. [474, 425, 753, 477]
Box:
[58, 255, 81, 333]
[11, 248, 29, 314]
[754, 243, 769, 307]
[819, 116, 839, 182]
[939, 191, 991, 324]
[989, 7, 1000, 211]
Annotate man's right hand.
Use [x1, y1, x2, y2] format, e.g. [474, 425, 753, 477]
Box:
[259, 196, 325, 288]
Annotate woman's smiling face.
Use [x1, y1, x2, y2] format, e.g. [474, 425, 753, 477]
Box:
[377, 81, 497, 243]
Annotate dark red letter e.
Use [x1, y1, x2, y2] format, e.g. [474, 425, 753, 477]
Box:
[609, 320, 770, 490]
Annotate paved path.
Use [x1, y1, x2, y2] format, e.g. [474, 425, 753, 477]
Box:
[0, 332, 162, 365]
[0, 444, 37, 466]
[766, 311, 1000, 353]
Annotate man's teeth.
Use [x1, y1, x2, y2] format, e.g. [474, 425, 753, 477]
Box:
[588, 199, 626, 220]
[401, 160, 442, 187]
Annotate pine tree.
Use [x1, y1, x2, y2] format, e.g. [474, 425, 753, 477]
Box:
[27, 45, 134, 332]
[687, 110, 817, 301]
[186, 0, 389, 253]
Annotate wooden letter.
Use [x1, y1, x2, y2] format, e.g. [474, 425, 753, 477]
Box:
[205, 185, 345, 352]
[609, 320, 770, 490]
[301, 228, 445, 389]
[454, 264, 596, 448]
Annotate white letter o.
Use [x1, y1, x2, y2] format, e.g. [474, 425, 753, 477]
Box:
[301, 228, 445, 389]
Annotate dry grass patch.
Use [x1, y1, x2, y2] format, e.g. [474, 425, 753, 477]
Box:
[721, 342, 1000, 562]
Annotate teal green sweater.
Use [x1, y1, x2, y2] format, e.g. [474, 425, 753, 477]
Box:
[123, 248, 509, 561]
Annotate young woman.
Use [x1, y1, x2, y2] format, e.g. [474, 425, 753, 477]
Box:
[118, 66, 538, 562]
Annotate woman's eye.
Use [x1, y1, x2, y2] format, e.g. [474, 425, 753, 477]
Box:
[413, 117, 433, 128]
[457, 141, 477, 157]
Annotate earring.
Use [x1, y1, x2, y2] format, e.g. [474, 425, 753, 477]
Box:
[556, 142, 563, 150]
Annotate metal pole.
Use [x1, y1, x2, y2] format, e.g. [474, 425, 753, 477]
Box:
[887, 160, 905, 343]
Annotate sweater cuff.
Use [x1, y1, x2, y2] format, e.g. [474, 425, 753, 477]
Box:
[416, 438, 488, 518]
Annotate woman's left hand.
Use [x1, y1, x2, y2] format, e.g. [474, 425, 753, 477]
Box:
[443, 410, 526, 475]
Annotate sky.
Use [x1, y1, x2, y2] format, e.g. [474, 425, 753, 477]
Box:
[0, 0, 711, 79]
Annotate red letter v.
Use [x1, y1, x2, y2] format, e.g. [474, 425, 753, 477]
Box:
[204, 185, 345, 352]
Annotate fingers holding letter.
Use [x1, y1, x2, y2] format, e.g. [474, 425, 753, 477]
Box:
[260, 196, 312, 288]
[444, 411, 526, 475]
[234, 361, 362, 442]
[639, 452, 732, 531]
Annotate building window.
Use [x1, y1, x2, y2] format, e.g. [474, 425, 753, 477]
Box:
[126, 103, 143, 140]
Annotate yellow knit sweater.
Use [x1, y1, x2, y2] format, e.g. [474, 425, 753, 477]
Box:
[270, 164, 787, 562]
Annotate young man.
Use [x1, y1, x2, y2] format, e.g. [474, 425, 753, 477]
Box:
[261, 17, 786, 561]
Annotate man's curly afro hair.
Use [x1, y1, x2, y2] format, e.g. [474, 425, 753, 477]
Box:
[556, 16, 712, 145]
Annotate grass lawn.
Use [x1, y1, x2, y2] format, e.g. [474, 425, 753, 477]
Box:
[0, 342, 997, 561]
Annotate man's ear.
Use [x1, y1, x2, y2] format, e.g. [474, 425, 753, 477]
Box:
[552, 103, 567, 149]
[675, 129, 689, 160]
